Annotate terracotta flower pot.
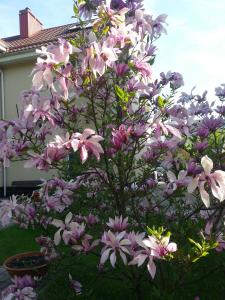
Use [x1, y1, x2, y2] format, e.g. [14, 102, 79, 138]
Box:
[3, 251, 48, 278]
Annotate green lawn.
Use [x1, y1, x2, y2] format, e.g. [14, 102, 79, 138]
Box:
[0, 226, 40, 264]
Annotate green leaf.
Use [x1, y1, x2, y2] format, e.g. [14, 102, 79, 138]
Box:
[73, 4, 79, 16]
[115, 85, 125, 101]
[158, 96, 166, 108]
[188, 238, 202, 250]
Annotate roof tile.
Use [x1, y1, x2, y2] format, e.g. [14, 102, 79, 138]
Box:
[2, 23, 81, 53]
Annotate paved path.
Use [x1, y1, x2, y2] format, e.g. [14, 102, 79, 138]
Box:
[0, 267, 11, 294]
[0, 199, 12, 295]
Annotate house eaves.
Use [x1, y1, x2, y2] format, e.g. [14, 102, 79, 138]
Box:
[0, 49, 37, 65]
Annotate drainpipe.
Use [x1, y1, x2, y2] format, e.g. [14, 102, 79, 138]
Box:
[0, 68, 7, 197]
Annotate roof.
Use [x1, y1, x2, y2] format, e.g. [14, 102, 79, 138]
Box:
[1, 23, 82, 54]
[0, 39, 8, 48]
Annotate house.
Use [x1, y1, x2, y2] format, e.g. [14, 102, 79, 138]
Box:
[0, 8, 79, 196]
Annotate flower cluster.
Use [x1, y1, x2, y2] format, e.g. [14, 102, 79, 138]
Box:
[2, 276, 37, 300]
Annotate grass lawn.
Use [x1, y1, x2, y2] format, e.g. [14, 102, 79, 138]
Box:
[1, 226, 225, 299]
[0, 226, 41, 264]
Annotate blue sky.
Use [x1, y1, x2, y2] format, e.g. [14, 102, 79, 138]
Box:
[0, 0, 225, 98]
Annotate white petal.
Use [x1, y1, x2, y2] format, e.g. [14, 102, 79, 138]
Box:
[65, 212, 73, 224]
[100, 248, 111, 265]
[167, 242, 177, 252]
[110, 252, 117, 268]
[119, 251, 127, 265]
[32, 71, 43, 89]
[54, 229, 62, 246]
[52, 219, 64, 228]
[199, 181, 210, 208]
[167, 171, 176, 182]
[187, 177, 199, 193]
[178, 170, 187, 180]
[201, 155, 213, 175]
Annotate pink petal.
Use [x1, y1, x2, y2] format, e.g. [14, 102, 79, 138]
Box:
[147, 257, 156, 279]
[82, 128, 96, 139]
[205, 220, 213, 235]
[80, 146, 88, 164]
[166, 124, 182, 139]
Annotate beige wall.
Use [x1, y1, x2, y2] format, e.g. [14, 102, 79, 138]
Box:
[1, 60, 56, 187]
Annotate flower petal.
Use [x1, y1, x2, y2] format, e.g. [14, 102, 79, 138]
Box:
[110, 252, 117, 268]
[100, 248, 111, 265]
[201, 155, 213, 175]
[147, 257, 156, 279]
[199, 181, 210, 208]
[54, 229, 62, 246]
[187, 177, 199, 193]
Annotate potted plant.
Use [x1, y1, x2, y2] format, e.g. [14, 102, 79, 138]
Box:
[3, 251, 48, 278]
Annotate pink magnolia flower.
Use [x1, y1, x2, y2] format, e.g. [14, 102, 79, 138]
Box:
[129, 239, 157, 278]
[84, 40, 118, 77]
[133, 10, 153, 37]
[126, 231, 146, 256]
[57, 62, 73, 99]
[114, 63, 129, 76]
[0, 140, 16, 167]
[37, 39, 74, 64]
[204, 220, 225, 252]
[63, 222, 86, 245]
[23, 94, 54, 126]
[93, 5, 128, 28]
[45, 196, 64, 212]
[153, 118, 182, 139]
[85, 213, 99, 226]
[0, 195, 18, 226]
[71, 128, 104, 164]
[134, 56, 152, 81]
[215, 233, 225, 252]
[109, 24, 137, 49]
[32, 59, 54, 91]
[72, 236, 99, 253]
[24, 151, 51, 171]
[111, 125, 131, 150]
[69, 274, 82, 295]
[106, 216, 129, 232]
[100, 230, 131, 267]
[188, 155, 225, 207]
[52, 212, 74, 245]
[143, 235, 177, 259]
[129, 234, 177, 279]
[166, 170, 189, 191]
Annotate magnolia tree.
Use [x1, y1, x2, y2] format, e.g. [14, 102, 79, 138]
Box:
[1, 0, 225, 298]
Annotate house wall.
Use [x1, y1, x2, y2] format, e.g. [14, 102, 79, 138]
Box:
[1, 60, 56, 188]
